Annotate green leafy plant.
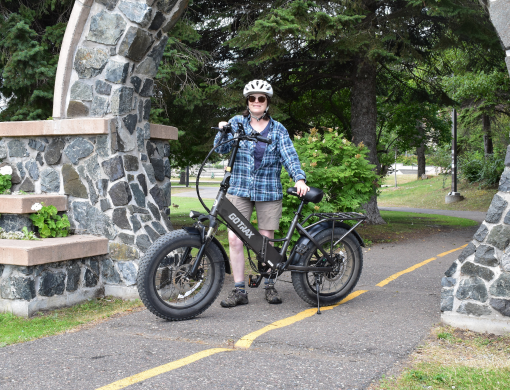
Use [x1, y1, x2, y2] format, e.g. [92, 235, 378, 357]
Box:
[459, 152, 504, 187]
[396, 155, 418, 166]
[278, 127, 378, 243]
[29, 203, 70, 238]
[21, 226, 40, 240]
[0, 226, 39, 240]
[0, 165, 13, 194]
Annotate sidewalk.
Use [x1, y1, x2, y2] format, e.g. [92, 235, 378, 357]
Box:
[379, 206, 486, 223]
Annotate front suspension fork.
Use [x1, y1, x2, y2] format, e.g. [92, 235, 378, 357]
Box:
[188, 224, 217, 278]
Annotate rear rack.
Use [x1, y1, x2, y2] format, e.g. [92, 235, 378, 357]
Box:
[302, 211, 367, 229]
[301, 211, 367, 248]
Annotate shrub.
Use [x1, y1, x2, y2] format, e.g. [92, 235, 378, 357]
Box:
[459, 152, 504, 187]
[29, 203, 70, 238]
[397, 155, 417, 166]
[279, 128, 377, 242]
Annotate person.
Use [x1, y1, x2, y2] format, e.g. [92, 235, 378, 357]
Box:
[214, 79, 309, 308]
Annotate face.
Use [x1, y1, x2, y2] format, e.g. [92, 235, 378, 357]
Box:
[248, 94, 268, 116]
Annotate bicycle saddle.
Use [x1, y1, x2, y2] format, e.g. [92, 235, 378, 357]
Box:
[286, 186, 324, 204]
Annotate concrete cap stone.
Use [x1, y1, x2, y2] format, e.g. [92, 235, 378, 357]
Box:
[150, 123, 178, 140]
[0, 195, 67, 214]
[0, 235, 108, 266]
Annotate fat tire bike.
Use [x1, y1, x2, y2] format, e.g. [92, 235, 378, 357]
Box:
[137, 123, 367, 320]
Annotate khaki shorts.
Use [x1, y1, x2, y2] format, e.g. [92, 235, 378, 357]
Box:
[226, 194, 282, 231]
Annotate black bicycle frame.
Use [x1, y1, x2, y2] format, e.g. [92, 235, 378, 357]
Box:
[187, 123, 359, 278]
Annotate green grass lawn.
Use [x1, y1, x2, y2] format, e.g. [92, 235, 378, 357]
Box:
[379, 175, 497, 212]
[0, 297, 142, 347]
[373, 325, 510, 390]
[169, 196, 478, 247]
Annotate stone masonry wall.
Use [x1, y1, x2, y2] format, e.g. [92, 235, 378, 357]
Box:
[0, 251, 139, 316]
[0, 0, 188, 285]
[441, 177, 510, 317]
[0, 134, 172, 254]
[440, 0, 510, 333]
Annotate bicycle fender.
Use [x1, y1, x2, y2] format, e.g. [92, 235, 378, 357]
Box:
[181, 227, 231, 274]
[290, 221, 364, 265]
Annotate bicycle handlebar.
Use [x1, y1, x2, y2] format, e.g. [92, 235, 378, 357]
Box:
[254, 134, 272, 144]
[211, 124, 272, 144]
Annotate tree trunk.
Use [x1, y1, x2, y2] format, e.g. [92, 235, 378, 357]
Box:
[350, 59, 385, 224]
[416, 123, 426, 179]
[483, 113, 493, 156]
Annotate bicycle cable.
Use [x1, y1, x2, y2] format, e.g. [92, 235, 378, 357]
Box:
[194, 135, 239, 215]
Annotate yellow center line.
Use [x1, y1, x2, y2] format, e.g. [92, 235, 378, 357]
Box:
[95, 243, 468, 389]
[95, 290, 368, 389]
[235, 289, 368, 349]
[95, 348, 232, 390]
[376, 244, 467, 287]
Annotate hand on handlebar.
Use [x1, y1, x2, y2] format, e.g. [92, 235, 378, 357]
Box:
[295, 180, 310, 197]
[212, 122, 232, 133]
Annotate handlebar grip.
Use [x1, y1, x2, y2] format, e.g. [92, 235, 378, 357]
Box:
[211, 124, 232, 133]
[255, 134, 272, 144]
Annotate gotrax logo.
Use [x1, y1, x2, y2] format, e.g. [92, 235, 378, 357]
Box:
[228, 213, 254, 238]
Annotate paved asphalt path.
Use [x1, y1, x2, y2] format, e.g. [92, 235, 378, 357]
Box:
[0, 224, 478, 390]
[379, 206, 486, 223]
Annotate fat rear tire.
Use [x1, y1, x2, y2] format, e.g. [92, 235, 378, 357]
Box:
[291, 228, 363, 306]
[137, 230, 225, 321]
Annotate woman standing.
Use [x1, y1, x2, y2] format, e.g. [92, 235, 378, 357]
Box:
[214, 80, 309, 307]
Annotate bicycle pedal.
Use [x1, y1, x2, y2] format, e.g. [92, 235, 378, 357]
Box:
[248, 274, 263, 288]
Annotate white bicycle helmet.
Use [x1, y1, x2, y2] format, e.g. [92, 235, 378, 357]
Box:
[243, 79, 273, 97]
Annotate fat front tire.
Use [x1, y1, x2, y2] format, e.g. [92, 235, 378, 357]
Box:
[291, 228, 363, 306]
[137, 230, 225, 321]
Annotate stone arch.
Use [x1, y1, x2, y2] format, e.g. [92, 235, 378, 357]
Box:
[53, 0, 188, 120]
[441, 1, 510, 333]
[0, 0, 190, 310]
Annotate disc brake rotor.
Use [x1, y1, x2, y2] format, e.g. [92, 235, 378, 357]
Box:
[324, 252, 346, 281]
[173, 264, 204, 298]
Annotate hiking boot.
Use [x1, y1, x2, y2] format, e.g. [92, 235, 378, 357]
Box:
[220, 288, 249, 308]
[265, 284, 282, 304]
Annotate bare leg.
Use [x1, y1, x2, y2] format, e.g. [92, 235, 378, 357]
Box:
[228, 229, 274, 284]
[228, 231, 245, 284]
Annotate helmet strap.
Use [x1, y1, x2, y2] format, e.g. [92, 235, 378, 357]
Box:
[249, 106, 269, 122]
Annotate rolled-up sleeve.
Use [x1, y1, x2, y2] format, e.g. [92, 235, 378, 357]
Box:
[214, 130, 233, 154]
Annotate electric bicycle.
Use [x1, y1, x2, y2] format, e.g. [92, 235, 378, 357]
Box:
[137, 123, 367, 320]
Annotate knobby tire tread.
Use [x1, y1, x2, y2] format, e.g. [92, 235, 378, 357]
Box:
[291, 228, 363, 307]
[137, 230, 225, 321]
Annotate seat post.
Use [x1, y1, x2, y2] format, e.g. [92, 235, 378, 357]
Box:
[296, 198, 306, 215]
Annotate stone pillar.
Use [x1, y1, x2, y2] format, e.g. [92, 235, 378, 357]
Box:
[441, 0, 510, 333]
[0, 0, 188, 301]
[57, 1, 188, 245]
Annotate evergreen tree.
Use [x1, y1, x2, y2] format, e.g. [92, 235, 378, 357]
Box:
[0, 0, 73, 121]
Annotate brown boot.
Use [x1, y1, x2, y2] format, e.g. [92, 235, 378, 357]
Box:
[265, 284, 282, 304]
[220, 288, 249, 307]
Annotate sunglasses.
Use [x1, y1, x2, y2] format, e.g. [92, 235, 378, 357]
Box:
[248, 95, 267, 103]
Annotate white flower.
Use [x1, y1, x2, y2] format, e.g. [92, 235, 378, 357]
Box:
[31, 203, 43, 211]
[0, 166, 13, 176]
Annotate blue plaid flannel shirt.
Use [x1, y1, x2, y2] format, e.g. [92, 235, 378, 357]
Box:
[214, 115, 306, 202]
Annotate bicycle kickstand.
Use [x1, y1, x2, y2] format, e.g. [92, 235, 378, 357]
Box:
[314, 274, 322, 315]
